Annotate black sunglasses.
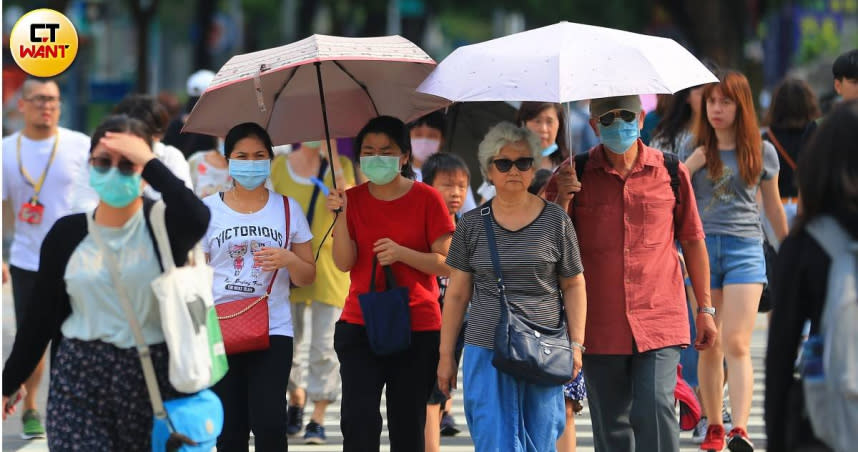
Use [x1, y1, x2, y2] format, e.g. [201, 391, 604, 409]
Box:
[598, 110, 638, 127]
[491, 157, 534, 173]
[90, 156, 137, 176]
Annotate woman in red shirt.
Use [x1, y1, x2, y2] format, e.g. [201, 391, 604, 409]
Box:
[326, 116, 455, 452]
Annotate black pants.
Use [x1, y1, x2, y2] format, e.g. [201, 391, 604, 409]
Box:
[213, 335, 293, 452]
[10, 265, 37, 329]
[335, 322, 439, 452]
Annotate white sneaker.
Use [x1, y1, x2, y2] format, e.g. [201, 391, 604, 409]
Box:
[692, 416, 709, 444]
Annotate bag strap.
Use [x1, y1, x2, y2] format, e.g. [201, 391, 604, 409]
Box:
[663, 152, 681, 205]
[149, 200, 211, 273]
[305, 159, 329, 227]
[766, 130, 798, 171]
[263, 195, 292, 294]
[479, 204, 507, 302]
[85, 212, 172, 426]
[368, 256, 398, 293]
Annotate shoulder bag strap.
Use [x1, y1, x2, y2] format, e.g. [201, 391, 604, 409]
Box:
[662, 152, 681, 205]
[149, 199, 207, 272]
[305, 159, 329, 228]
[86, 212, 171, 425]
[766, 130, 797, 171]
[265, 195, 293, 293]
[480, 204, 507, 302]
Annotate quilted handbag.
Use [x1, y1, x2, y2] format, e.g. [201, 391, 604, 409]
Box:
[215, 195, 290, 355]
[481, 204, 574, 386]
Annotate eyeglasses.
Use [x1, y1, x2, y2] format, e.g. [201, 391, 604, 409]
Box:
[597, 110, 637, 127]
[491, 157, 534, 173]
[24, 95, 61, 107]
[90, 156, 137, 176]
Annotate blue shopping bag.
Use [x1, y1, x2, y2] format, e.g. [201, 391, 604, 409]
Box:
[358, 258, 411, 355]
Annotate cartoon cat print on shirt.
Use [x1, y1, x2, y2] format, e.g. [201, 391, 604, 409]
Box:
[227, 242, 248, 277]
[250, 240, 269, 284]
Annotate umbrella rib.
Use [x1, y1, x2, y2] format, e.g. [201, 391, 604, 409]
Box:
[332, 61, 380, 117]
[265, 66, 301, 130]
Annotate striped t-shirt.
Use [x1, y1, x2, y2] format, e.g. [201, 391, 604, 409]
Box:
[446, 200, 583, 349]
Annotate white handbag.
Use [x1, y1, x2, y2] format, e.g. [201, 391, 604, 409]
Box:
[147, 201, 228, 393]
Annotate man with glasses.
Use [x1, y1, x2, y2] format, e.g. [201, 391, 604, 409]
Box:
[2, 78, 93, 440]
[544, 95, 717, 452]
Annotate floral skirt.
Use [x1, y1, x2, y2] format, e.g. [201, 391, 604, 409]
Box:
[563, 371, 587, 413]
[46, 337, 182, 452]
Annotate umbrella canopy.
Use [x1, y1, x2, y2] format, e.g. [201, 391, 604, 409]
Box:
[183, 34, 448, 145]
[417, 21, 718, 103]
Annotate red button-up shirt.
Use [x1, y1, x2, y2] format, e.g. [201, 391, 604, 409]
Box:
[563, 142, 704, 354]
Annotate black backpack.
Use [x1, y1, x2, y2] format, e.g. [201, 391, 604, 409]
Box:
[573, 151, 681, 205]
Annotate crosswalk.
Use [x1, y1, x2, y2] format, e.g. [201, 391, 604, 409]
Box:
[2, 280, 770, 452]
[284, 341, 769, 451]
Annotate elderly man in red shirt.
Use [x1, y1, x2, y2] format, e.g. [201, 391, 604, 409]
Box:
[547, 95, 718, 452]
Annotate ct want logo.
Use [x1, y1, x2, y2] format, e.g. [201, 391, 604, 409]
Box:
[9, 9, 79, 77]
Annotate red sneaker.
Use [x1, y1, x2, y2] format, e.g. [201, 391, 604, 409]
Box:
[700, 423, 725, 451]
[726, 427, 754, 452]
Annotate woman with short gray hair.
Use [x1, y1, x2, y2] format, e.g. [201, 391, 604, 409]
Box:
[438, 122, 587, 450]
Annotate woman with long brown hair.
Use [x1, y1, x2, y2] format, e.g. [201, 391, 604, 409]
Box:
[683, 70, 788, 452]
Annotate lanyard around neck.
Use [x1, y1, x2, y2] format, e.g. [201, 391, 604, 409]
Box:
[16, 132, 60, 203]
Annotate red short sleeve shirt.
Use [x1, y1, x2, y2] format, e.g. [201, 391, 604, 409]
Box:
[341, 181, 455, 331]
[566, 143, 705, 354]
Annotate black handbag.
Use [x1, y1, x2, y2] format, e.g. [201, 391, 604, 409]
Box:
[481, 205, 574, 386]
[358, 257, 412, 355]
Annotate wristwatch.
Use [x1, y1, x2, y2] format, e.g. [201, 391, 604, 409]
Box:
[697, 306, 716, 317]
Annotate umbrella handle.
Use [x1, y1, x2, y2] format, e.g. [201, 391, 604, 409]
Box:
[314, 61, 338, 193]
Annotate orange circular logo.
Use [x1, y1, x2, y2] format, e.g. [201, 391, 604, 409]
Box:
[9, 9, 79, 77]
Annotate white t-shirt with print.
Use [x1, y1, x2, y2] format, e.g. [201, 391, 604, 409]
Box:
[202, 191, 312, 337]
[2, 128, 93, 271]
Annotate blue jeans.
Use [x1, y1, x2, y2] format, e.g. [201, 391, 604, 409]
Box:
[705, 234, 767, 289]
[462, 345, 565, 452]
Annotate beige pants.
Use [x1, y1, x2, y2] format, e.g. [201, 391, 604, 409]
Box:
[288, 301, 342, 401]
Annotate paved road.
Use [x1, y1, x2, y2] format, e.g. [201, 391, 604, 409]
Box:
[2, 283, 769, 451]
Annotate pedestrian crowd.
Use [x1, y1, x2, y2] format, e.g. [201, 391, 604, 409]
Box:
[1, 43, 857, 452]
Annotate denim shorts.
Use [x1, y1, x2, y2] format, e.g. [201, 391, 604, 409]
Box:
[705, 234, 767, 289]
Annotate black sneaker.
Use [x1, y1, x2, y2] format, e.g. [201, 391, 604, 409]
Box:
[439, 412, 460, 437]
[303, 420, 326, 445]
[286, 405, 304, 437]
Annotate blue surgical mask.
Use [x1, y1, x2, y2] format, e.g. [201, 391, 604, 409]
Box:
[360, 155, 401, 185]
[229, 159, 270, 189]
[598, 120, 640, 154]
[89, 167, 142, 208]
[541, 142, 559, 157]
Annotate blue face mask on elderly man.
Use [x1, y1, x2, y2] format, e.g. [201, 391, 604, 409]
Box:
[597, 115, 640, 155]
